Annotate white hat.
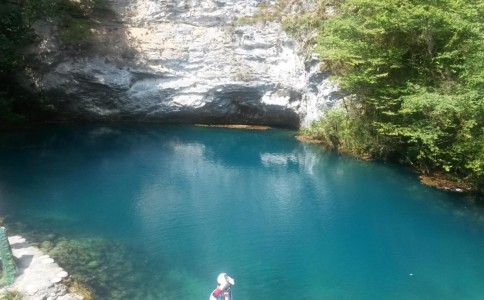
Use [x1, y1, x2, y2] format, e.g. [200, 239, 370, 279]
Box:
[217, 273, 235, 286]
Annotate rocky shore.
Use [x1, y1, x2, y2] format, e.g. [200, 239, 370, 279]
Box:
[1, 236, 83, 300]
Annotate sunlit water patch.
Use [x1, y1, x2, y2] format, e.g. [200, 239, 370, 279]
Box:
[1, 124, 484, 299]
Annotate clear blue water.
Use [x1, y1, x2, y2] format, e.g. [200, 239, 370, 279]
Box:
[1, 124, 484, 299]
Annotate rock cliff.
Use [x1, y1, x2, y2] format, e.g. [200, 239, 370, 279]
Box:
[26, 0, 339, 128]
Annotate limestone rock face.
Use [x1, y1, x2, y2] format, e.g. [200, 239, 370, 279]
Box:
[27, 0, 339, 128]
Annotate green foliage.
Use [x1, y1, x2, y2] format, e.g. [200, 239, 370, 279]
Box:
[283, 12, 324, 37]
[392, 89, 484, 186]
[303, 106, 386, 158]
[319, 0, 482, 95]
[58, 16, 91, 43]
[305, 0, 484, 191]
[0, 291, 23, 300]
[0, 1, 34, 128]
[0, 0, 108, 127]
[18, 0, 108, 44]
[240, 0, 326, 42]
[49, 0, 106, 44]
[22, 0, 58, 26]
[0, 2, 36, 74]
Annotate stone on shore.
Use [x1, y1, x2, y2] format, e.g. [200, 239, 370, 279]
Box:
[3, 235, 83, 300]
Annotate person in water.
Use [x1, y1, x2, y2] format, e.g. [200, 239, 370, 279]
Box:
[211, 273, 235, 299]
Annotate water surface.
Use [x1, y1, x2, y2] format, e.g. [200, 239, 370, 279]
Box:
[0, 124, 483, 299]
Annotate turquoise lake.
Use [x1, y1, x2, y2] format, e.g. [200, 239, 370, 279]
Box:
[1, 124, 484, 299]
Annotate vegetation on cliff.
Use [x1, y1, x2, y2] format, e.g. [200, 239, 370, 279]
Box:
[297, 0, 483, 193]
[0, 0, 105, 128]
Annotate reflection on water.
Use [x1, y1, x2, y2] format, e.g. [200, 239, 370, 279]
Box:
[1, 124, 484, 299]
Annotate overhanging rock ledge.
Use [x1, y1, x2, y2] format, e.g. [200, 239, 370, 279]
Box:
[24, 0, 340, 128]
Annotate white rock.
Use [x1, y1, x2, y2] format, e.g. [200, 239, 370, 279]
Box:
[42, 258, 55, 264]
[57, 271, 69, 278]
[23, 0, 339, 128]
[50, 277, 63, 284]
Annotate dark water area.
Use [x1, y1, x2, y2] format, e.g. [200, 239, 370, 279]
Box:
[1, 124, 484, 299]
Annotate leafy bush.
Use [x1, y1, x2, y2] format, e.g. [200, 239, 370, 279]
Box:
[304, 0, 484, 191]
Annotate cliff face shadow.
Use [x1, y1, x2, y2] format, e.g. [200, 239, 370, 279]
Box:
[36, 0, 145, 120]
[68, 1, 141, 65]
[14, 254, 34, 276]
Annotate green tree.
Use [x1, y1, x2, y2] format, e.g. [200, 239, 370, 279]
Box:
[307, 0, 484, 191]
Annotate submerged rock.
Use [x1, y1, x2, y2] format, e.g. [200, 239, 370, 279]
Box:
[23, 0, 339, 128]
